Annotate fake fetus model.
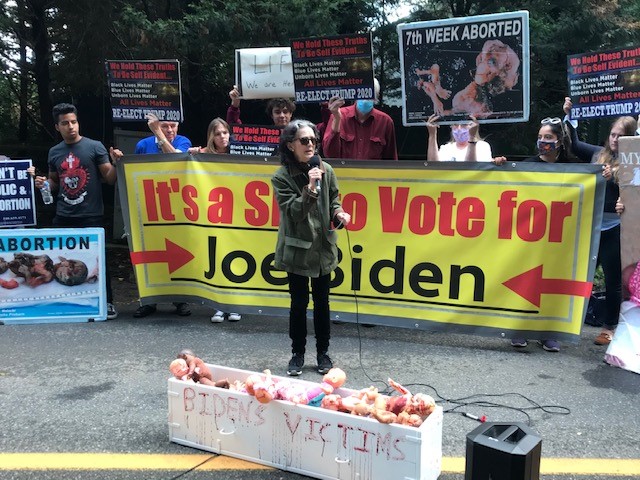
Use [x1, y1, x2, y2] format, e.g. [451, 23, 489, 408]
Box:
[249, 370, 309, 405]
[320, 393, 347, 412]
[251, 370, 278, 404]
[304, 368, 347, 406]
[369, 378, 436, 426]
[170, 349, 230, 388]
[337, 379, 436, 427]
[340, 386, 382, 416]
[248, 367, 347, 406]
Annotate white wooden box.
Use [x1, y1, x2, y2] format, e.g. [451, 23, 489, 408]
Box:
[168, 364, 443, 480]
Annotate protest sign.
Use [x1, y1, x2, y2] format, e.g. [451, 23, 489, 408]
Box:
[229, 125, 280, 157]
[117, 154, 603, 341]
[235, 47, 295, 99]
[618, 136, 640, 270]
[290, 33, 374, 103]
[106, 59, 183, 122]
[0, 228, 107, 324]
[567, 46, 640, 120]
[0, 159, 35, 228]
[398, 11, 530, 125]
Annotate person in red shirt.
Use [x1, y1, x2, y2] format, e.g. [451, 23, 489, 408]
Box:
[226, 85, 331, 149]
[226, 85, 295, 128]
[322, 78, 398, 161]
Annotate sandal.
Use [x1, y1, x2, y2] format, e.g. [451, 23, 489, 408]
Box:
[594, 330, 613, 346]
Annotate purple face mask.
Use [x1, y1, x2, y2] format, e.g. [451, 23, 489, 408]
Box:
[537, 139, 558, 155]
[452, 128, 470, 143]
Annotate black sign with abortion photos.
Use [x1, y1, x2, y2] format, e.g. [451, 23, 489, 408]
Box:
[398, 11, 530, 126]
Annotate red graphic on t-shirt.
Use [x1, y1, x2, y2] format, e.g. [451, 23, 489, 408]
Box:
[60, 152, 89, 201]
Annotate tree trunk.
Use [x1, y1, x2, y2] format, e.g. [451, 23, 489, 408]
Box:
[29, 0, 55, 139]
[18, 1, 28, 142]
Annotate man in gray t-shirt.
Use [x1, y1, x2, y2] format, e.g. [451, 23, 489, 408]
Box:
[47, 136, 112, 218]
[34, 103, 120, 318]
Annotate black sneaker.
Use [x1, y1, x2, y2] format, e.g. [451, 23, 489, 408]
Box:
[317, 352, 333, 374]
[287, 353, 304, 376]
[174, 302, 191, 316]
[133, 304, 157, 318]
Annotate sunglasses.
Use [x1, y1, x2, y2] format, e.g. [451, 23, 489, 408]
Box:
[295, 136, 318, 146]
[540, 117, 562, 125]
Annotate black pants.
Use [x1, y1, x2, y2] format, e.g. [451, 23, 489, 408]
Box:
[52, 215, 113, 303]
[288, 272, 331, 355]
[597, 225, 621, 328]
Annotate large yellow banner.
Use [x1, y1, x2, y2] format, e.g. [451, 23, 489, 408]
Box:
[118, 154, 604, 340]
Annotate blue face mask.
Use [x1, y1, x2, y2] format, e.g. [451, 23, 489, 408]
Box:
[356, 100, 374, 115]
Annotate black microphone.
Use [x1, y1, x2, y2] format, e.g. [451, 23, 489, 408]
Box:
[309, 155, 322, 192]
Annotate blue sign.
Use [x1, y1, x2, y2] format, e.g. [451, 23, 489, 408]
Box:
[0, 159, 36, 227]
[0, 228, 107, 324]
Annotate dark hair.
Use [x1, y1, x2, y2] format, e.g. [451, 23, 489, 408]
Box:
[539, 120, 576, 163]
[266, 98, 296, 118]
[52, 103, 77, 124]
[205, 117, 231, 153]
[279, 119, 319, 165]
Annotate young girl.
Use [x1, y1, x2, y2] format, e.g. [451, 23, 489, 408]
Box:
[189, 118, 242, 323]
[563, 97, 637, 345]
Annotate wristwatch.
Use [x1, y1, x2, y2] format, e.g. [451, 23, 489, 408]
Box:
[157, 139, 166, 147]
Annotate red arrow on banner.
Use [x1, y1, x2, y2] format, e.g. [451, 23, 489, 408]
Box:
[503, 265, 593, 308]
[130, 239, 194, 274]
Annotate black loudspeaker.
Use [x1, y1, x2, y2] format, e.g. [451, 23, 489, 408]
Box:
[465, 422, 542, 480]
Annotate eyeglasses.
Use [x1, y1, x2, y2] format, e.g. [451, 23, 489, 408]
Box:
[295, 136, 318, 146]
[540, 117, 562, 125]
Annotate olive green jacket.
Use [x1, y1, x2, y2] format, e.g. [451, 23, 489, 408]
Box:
[271, 160, 344, 277]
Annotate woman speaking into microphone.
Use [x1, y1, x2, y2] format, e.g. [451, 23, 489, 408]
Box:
[271, 119, 351, 377]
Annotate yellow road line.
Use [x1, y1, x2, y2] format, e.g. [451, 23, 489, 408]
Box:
[0, 454, 639, 476]
[0, 454, 271, 471]
[443, 457, 640, 475]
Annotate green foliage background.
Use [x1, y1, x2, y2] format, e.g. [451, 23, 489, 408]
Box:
[1, 0, 639, 162]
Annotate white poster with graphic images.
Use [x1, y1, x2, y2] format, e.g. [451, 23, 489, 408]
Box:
[0, 228, 107, 325]
[398, 11, 530, 126]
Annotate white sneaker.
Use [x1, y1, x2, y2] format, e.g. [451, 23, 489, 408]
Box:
[228, 312, 241, 322]
[107, 303, 118, 320]
[211, 310, 225, 323]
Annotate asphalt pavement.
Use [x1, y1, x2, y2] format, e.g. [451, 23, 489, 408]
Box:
[0, 301, 639, 480]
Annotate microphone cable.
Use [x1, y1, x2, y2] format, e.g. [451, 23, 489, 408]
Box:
[334, 226, 570, 425]
[337, 224, 389, 391]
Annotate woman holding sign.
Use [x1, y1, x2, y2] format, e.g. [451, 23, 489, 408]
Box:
[510, 117, 578, 352]
[272, 120, 350, 376]
[426, 114, 505, 163]
[563, 98, 637, 347]
[188, 118, 242, 323]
